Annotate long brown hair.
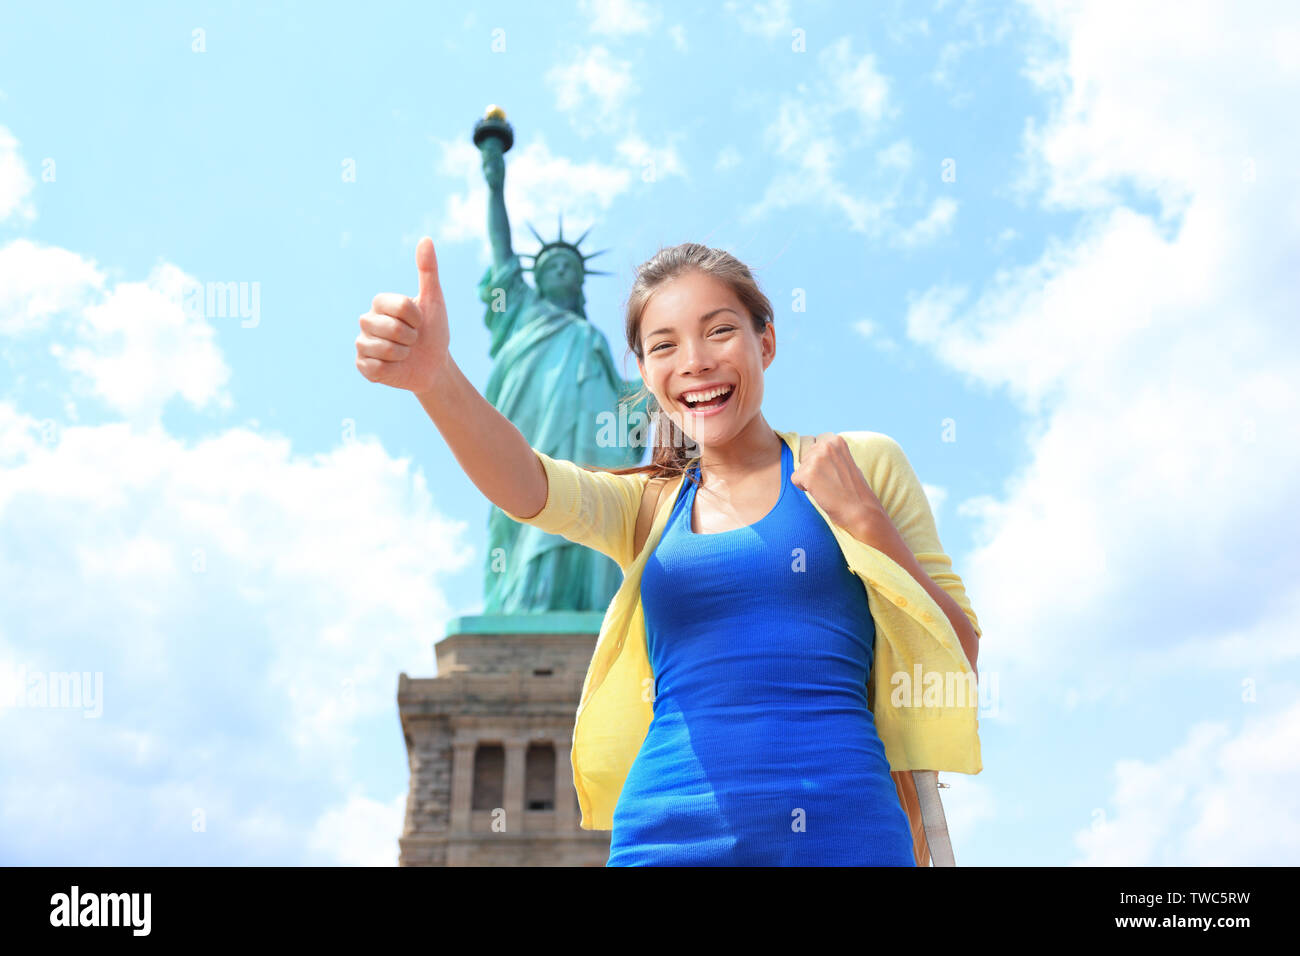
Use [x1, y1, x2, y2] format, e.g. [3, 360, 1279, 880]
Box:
[586, 241, 774, 483]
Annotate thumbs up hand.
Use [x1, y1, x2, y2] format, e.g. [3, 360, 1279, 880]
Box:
[356, 237, 452, 395]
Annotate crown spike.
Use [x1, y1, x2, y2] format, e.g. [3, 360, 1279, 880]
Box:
[521, 212, 614, 281]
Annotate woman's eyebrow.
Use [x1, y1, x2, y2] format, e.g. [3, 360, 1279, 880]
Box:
[644, 307, 739, 340]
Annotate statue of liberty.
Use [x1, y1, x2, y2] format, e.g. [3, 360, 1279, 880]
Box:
[474, 108, 648, 615]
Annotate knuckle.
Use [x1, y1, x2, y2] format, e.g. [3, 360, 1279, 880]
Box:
[377, 315, 414, 345]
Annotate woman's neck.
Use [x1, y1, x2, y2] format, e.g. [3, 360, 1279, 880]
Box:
[694, 415, 782, 486]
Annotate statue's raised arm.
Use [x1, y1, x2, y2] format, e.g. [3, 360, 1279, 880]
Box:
[468, 106, 647, 614]
[481, 136, 513, 268]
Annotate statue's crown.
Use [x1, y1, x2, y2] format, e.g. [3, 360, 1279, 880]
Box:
[521, 212, 611, 278]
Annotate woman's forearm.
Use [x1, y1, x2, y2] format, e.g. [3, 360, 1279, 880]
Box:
[848, 509, 979, 678]
[414, 356, 546, 519]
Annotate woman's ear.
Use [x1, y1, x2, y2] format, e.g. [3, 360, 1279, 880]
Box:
[760, 320, 776, 369]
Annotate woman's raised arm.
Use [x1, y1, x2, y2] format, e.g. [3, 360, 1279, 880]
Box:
[356, 236, 546, 519]
[415, 356, 547, 520]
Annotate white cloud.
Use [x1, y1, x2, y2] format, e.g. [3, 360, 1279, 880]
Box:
[0, 406, 472, 864]
[851, 317, 901, 354]
[1012, 0, 1293, 215]
[615, 132, 687, 183]
[0, 237, 232, 426]
[714, 145, 742, 172]
[724, 0, 793, 39]
[309, 791, 408, 866]
[876, 139, 914, 172]
[0, 238, 103, 335]
[669, 24, 688, 52]
[0, 125, 36, 224]
[748, 36, 902, 232]
[546, 45, 639, 135]
[928, 4, 1017, 106]
[434, 135, 634, 261]
[0, 126, 471, 865]
[897, 2, 1300, 865]
[921, 483, 948, 529]
[941, 772, 998, 860]
[59, 261, 234, 424]
[1072, 700, 1300, 865]
[746, 36, 953, 246]
[988, 226, 1019, 251]
[894, 195, 958, 248]
[827, 38, 892, 127]
[884, 14, 931, 47]
[581, 0, 659, 36]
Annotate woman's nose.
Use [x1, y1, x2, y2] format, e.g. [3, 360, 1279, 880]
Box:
[679, 347, 712, 374]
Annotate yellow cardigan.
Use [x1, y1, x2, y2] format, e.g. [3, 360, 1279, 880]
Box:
[501, 428, 983, 844]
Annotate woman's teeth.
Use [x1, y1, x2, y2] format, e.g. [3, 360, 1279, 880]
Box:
[684, 386, 734, 413]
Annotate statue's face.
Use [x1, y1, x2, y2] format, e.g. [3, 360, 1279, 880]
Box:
[636, 269, 775, 450]
[536, 251, 583, 300]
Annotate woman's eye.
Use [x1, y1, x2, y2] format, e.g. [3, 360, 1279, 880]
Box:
[649, 326, 733, 354]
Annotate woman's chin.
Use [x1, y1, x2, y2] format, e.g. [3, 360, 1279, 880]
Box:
[681, 408, 736, 443]
[665, 400, 739, 450]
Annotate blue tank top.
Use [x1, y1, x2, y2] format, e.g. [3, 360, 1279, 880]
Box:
[607, 438, 916, 866]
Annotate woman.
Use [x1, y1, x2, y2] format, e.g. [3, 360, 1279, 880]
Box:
[356, 237, 982, 866]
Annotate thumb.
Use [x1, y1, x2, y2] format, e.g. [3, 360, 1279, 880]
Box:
[415, 236, 442, 315]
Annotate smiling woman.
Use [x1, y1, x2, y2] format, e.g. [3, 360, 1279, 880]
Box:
[391, 232, 980, 867]
[595, 245, 781, 491]
[552, 242, 949, 867]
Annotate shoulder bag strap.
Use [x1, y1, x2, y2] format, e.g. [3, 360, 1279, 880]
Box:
[634, 475, 670, 557]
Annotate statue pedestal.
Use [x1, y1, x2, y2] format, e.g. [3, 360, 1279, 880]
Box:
[396, 612, 611, 866]
[445, 611, 605, 637]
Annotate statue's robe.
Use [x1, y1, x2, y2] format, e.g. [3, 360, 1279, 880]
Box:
[478, 252, 645, 613]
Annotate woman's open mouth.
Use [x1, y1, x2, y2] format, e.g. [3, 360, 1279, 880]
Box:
[682, 384, 735, 417]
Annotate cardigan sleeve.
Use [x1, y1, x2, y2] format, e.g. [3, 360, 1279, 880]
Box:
[850, 432, 983, 640]
[498, 447, 648, 571]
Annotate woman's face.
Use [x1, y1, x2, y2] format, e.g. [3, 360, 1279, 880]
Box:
[636, 269, 774, 448]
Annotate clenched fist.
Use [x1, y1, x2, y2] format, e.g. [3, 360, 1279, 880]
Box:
[355, 237, 451, 395]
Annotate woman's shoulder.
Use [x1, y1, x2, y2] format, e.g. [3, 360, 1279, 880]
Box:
[815, 430, 911, 480]
[579, 461, 659, 487]
[835, 429, 901, 452]
[796, 429, 902, 459]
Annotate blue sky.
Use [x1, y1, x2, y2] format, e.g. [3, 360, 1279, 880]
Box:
[2, 0, 1298, 865]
